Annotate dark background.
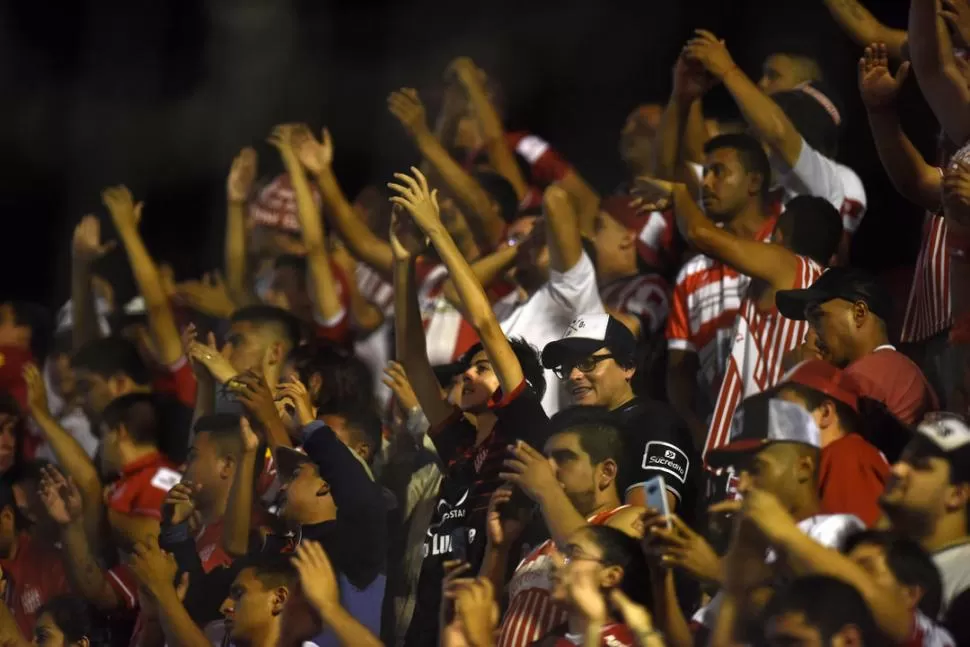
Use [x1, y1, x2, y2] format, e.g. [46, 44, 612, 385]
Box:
[0, 0, 925, 311]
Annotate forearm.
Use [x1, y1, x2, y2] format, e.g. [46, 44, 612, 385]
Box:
[316, 603, 384, 647]
[0, 603, 29, 647]
[441, 246, 517, 307]
[867, 109, 942, 209]
[478, 543, 511, 597]
[459, 75, 528, 199]
[709, 592, 745, 647]
[61, 523, 121, 611]
[655, 96, 693, 180]
[155, 588, 212, 647]
[722, 68, 802, 167]
[302, 422, 383, 511]
[558, 170, 601, 237]
[223, 450, 256, 557]
[70, 261, 101, 351]
[414, 131, 506, 248]
[543, 187, 583, 273]
[32, 413, 102, 514]
[191, 376, 215, 430]
[649, 569, 693, 647]
[314, 169, 394, 277]
[225, 201, 254, 306]
[824, 0, 907, 57]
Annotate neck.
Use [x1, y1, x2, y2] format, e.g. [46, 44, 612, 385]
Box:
[597, 263, 638, 288]
[608, 388, 637, 412]
[200, 490, 230, 526]
[590, 489, 623, 518]
[920, 512, 969, 553]
[474, 410, 498, 445]
[852, 331, 891, 361]
[0, 534, 20, 561]
[122, 444, 159, 469]
[725, 202, 768, 239]
[789, 491, 823, 522]
[819, 424, 846, 448]
[237, 624, 280, 647]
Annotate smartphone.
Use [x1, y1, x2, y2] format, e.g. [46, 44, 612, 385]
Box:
[643, 475, 672, 529]
[450, 528, 468, 563]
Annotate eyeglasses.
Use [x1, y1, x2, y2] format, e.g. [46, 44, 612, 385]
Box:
[560, 544, 605, 566]
[552, 354, 615, 380]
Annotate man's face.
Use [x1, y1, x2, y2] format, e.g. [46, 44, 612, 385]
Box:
[74, 369, 115, 418]
[702, 147, 756, 221]
[278, 462, 330, 524]
[183, 432, 232, 505]
[880, 445, 955, 528]
[806, 299, 858, 368]
[765, 611, 827, 646]
[619, 103, 664, 171]
[220, 568, 281, 642]
[0, 415, 17, 475]
[509, 216, 550, 287]
[225, 321, 269, 375]
[47, 353, 77, 402]
[591, 211, 635, 276]
[545, 432, 599, 515]
[736, 444, 799, 504]
[459, 351, 501, 413]
[551, 527, 617, 604]
[758, 54, 809, 95]
[847, 542, 905, 603]
[320, 413, 373, 464]
[562, 349, 633, 409]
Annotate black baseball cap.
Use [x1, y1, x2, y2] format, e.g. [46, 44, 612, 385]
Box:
[775, 267, 892, 322]
[541, 314, 637, 371]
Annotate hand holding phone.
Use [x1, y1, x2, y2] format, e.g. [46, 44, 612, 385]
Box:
[643, 475, 672, 530]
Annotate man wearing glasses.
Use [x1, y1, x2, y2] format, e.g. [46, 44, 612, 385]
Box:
[541, 314, 699, 513]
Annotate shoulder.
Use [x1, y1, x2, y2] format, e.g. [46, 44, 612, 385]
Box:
[836, 163, 867, 202]
[804, 514, 865, 548]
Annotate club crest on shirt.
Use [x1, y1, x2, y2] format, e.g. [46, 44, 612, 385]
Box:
[641, 441, 688, 484]
[21, 587, 41, 615]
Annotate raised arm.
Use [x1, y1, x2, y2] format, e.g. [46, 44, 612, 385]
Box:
[439, 244, 519, 308]
[448, 57, 528, 199]
[223, 417, 260, 557]
[390, 209, 456, 429]
[103, 187, 182, 366]
[225, 148, 258, 306]
[656, 53, 716, 186]
[296, 129, 395, 279]
[69, 216, 112, 351]
[686, 30, 804, 168]
[909, 0, 970, 145]
[270, 124, 344, 325]
[390, 167, 523, 396]
[544, 185, 583, 273]
[823, 0, 908, 59]
[388, 88, 506, 249]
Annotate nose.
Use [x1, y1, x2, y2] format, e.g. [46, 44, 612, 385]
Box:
[890, 461, 910, 480]
[219, 597, 234, 618]
[736, 470, 752, 494]
[568, 365, 585, 382]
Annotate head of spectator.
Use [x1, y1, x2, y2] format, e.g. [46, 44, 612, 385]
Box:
[45, 331, 78, 406]
[771, 195, 844, 266]
[226, 305, 301, 388]
[772, 81, 843, 159]
[507, 212, 549, 293]
[880, 414, 970, 547]
[708, 395, 822, 516]
[777, 267, 893, 368]
[319, 408, 384, 467]
[844, 530, 943, 620]
[114, 297, 164, 371]
[275, 447, 336, 527]
[32, 596, 94, 647]
[763, 575, 879, 646]
[758, 52, 824, 95]
[588, 197, 643, 284]
[544, 407, 624, 516]
[263, 254, 315, 324]
[0, 478, 22, 559]
[0, 301, 51, 363]
[184, 414, 245, 517]
[98, 393, 163, 478]
[247, 173, 320, 258]
[700, 133, 771, 223]
[542, 314, 637, 410]
[71, 336, 152, 420]
[0, 393, 25, 476]
[551, 525, 650, 609]
[220, 553, 298, 647]
[472, 169, 520, 225]
[457, 337, 545, 414]
[777, 359, 861, 447]
[9, 461, 54, 532]
[282, 344, 375, 417]
[619, 102, 665, 176]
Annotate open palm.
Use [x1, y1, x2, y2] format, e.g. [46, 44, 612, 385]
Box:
[858, 43, 909, 111]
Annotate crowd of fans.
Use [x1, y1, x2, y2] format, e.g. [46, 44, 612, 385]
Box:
[2, 1, 970, 645]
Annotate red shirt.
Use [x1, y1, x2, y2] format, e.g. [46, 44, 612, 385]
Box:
[152, 357, 197, 409]
[844, 346, 938, 425]
[544, 623, 637, 647]
[0, 345, 33, 412]
[106, 452, 181, 520]
[0, 533, 70, 637]
[819, 433, 890, 527]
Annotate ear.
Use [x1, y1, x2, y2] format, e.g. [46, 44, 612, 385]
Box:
[107, 374, 131, 398]
[219, 455, 237, 480]
[77, 638, 91, 647]
[0, 505, 14, 529]
[944, 482, 970, 514]
[271, 585, 290, 615]
[748, 170, 765, 197]
[268, 341, 285, 367]
[795, 453, 816, 485]
[619, 229, 636, 250]
[353, 441, 373, 464]
[852, 301, 869, 328]
[598, 459, 618, 491]
[599, 564, 623, 589]
[900, 582, 925, 612]
[308, 373, 323, 400]
[816, 400, 836, 431]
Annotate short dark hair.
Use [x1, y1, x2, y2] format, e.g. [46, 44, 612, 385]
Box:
[844, 530, 943, 619]
[582, 525, 651, 607]
[239, 552, 298, 591]
[473, 170, 520, 223]
[193, 413, 244, 459]
[773, 85, 842, 158]
[36, 596, 93, 644]
[775, 195, 842, 264]
[101, 393, 161, 447]
[326, 408, 383, 464]
[764, 575, 879, 643]
[780, 383, 860, 436]
[231, 305, 302, 350]
[547, 406, 623, 465]
[461, 337, 546, 400]
[703, 133, 772, 201]
[8, 301, 52, 363]
[72, 336, 151, 385]
[291, 344, 375, 415]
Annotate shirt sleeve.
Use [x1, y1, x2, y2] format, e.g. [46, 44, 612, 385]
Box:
[635, 210, 677, 272]
[163, 357, 198, 409]
[509, 133, 572, 186]
[546, 251, 605, 316]
[665, 269, 694, 351]
[779, 137, 845, 211]
[619, 416, 693, 503]
[126, 467, 182, 519]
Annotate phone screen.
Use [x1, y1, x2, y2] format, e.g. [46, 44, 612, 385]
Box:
[643, 475, 672, 529]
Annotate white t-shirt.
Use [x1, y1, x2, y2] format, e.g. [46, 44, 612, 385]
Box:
[500, 252, 605, 414]
[776, 137, 868, 233]
[692, 513, 865, 628]
[932, 540, 970, 615]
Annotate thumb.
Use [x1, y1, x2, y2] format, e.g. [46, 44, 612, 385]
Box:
[896, 60, 912, 85]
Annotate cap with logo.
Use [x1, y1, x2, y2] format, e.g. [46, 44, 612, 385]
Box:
[908, 413, 970, 483]
[775, 267, 893, 322]
[781, 359, 859, 412]
[274, 445, 313, 482]
[707, 392, 822, 469]
[541, 313, 637, 372]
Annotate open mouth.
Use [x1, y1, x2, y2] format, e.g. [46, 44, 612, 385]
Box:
[571, 386, 592, 400]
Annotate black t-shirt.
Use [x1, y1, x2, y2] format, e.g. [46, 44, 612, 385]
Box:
[404, 384, 549, 647]
[610, 397, 701, 519]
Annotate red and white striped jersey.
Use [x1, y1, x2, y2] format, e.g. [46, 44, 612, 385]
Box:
[355, 262, 395, 316]
[901, 210, 951, 343]
[497, 506, 629, 647]
[705, 256, 825, 456]
[600, 273, 670, 335]
[905, 610, 956, 647]
[635, 209, 685, 276]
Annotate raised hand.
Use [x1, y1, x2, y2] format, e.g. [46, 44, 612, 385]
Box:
[291, 540, 341, 616]
[227, 147, 258, 203]
[186, 330, 236, 384]
[943, 160, 970, 228]
[382, 361, 419, 412]
[229, 371, 281, 431]
[291, 125, 333, 175]
[630, 175, 677, 214]
[267, 124, 299, 156]
[499, 440, 560, 502]
[239, 416, 261, 455]
[450, 578, 500, 647]
[71, 215, 116, 264]
[684, 30, 736, 80]
[387, 166, 442, 233]
[102, 185, 144, 233]
[858, 43, 910, 112]
[22, 363, 50, 418]
[175, 271, 236, 319]
[387, 88, 431, 139]
[275, 375, 316, 428]
[672, 49, 717, 102]
[485, 484, 527, 549]
[161, 481, 200, 526]
[609, 590, 657, 643]
[388, 204, 428, 261]
[644, 511, 722, 584]
[39, 465, 83, 526]
[942, 0, 970, 49]
[565, 567, 609, 625]
[127, 537, 180, 597]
